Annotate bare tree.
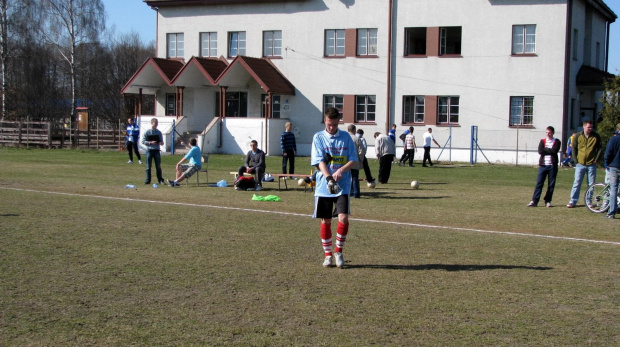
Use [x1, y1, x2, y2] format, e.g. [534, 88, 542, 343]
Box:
[36, 0, 104, 133]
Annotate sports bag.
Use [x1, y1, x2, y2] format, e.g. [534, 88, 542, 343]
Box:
[235, 176, 256, 190]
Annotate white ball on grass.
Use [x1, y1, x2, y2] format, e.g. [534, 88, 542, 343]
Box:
[298, 178, 306, 187]
[367, 181, 376, 188]
[411, 180, 420, 189]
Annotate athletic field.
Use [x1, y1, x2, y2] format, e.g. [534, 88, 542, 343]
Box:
[1, 148, 618, 346]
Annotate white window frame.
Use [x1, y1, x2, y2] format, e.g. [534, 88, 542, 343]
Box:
[439, 27, 461, 55]
[438, 96, 460, 124]
[357, 28, 378, 56]
[512, 25, 536, 54]
[167, 33, 184, 58]
[323, 95, 344, 121]
[228, 31, 246, 58]
[263, 30, 282, 57]
[200, 32, 217, 57]
[355, 95, 376, 123]
[510, 96, 534, 126]
[403, 95, 425, 123]
[325, 29, 345, 57]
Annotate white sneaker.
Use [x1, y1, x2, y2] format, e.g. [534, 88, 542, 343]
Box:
[127, 160, 133, 164]
[322, 256, 333, 267]
[335, 252, 344, 268]
[139, 160, 143, 164]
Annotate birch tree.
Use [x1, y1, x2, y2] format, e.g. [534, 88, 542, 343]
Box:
[37, 0, 104, 131]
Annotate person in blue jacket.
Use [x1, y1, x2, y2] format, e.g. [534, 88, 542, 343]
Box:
[126, 118, 142, 164]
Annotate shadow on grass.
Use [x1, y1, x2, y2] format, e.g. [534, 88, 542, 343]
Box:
[346, 264, 553, 271]
[0, 213, 19, 217]
[361, 192, 451, 200]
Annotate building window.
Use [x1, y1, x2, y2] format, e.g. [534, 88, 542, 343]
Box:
[215, 92, 248, 117]
[323, 95, 344, 120]
[357, 28, 378, 56]
[404, 27, 427, 56]
[438, 96, 459, 124]
[166, 94, 176, 116]
[512, 25, 536, 54]
[325, 29, 345, 57]
[355, 95, 376, 123]
[263, 31, 282, 57]
[440, 27, 461, 55]
[510, 96, 533, 126]
[261, 95, 281, 118]
[572, 29, 578, 60]
[228, 31, 246, 58]
[403, 96, 425, 123]
[596, 42, 601, 69]
[167, 33, 184, 58]
[200, 32, 217, 57]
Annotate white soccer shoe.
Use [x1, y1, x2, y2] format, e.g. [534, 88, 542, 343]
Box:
[322, 256, 333, 267]
[335, 252, 344, 268]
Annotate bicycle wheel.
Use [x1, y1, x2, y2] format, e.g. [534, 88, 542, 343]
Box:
[584, 183, 610, 213]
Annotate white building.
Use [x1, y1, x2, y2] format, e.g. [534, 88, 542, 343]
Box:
[122, 0, 616, 164]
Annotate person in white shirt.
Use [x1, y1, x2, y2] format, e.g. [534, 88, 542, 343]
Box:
[422, 127, 440, 167]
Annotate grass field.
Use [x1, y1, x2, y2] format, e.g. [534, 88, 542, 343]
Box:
[0, 148, 618, 346]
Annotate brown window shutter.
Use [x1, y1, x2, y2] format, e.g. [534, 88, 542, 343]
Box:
[345, 29, 357, 57]
[427, 27, 439, 57]
[343, 95, 355, 123]
[425, 95, 437, 125]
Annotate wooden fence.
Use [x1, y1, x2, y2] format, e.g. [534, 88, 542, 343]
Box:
[0, 120, 124, 149]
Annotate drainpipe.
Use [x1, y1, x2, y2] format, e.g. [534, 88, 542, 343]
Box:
[385, 0, 394, 134]
[561, 0, 573, 151]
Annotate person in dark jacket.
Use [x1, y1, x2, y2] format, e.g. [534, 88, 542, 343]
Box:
[603, 123, 620, 219]
[528, 126, 561, 207]
[280, 122, 297, 175]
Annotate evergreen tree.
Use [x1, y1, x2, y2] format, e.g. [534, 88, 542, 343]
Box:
[598, 74, 620, 149]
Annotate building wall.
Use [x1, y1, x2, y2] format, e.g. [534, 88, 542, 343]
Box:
[151, 0, 612, 163]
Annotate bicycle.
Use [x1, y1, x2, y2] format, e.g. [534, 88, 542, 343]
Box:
[584, 182, 620, 213]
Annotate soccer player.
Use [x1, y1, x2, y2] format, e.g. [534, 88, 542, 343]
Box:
[311, 107, 358, 268]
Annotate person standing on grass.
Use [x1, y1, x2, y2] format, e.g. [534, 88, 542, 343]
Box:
[388, 124, 397, 143]
[280, 122, 297, 176]
[422, 127, 440, 167]
[567, 120, 602, 208]
[348, 124, 362, 198]
[311, 107, 358, 268]
[141, 118, 164, 185]
[356, 128, 376, 184]
[528, 126, 561, 208]
[399, 126, 417, 167]
[374, 132, 396, 184]
[237, 140, 266, 191]
[126, 118, 142, 164]
[168, 138, 202, 187]
[603, 123, 620, 219]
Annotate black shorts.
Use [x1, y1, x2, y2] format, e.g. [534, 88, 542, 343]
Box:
[313, 195, 350, 219]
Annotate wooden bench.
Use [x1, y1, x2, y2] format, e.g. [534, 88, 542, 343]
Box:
[230, 171, 255, 180]
[271, 174, 313, 191]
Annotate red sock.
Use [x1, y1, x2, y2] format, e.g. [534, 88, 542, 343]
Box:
[320, 223, 332, 257]
[334, 222, 348, 253]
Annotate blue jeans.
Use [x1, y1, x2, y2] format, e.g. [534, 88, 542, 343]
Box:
[607, 167, 619, 217]
[350, 169, 360, 198]
[531, 165, 557, 204]
[569, 164, 597, 204]
[145, 149, 163, 184]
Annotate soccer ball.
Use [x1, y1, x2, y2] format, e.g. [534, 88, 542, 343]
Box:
[298, 178, 306, 187]
[367, 181, 376, 188]
[410, 180, 420, 189]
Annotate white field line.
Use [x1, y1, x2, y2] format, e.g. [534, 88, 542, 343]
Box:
[3, 187, 620, 247]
